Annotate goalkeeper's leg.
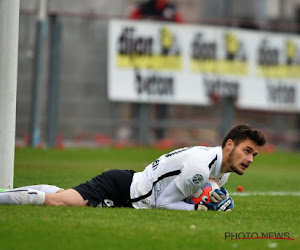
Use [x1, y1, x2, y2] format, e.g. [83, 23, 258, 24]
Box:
[0, 189, 45, 205]
[0, 188, 87, 206]
[15, 184, 64, 194]
[0, 184, 64, 194]
[0, 184, 64, 205]
[44, 189, 88, 206]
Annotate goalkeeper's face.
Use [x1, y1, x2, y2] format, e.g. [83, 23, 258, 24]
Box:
[227, 139, 259, 175]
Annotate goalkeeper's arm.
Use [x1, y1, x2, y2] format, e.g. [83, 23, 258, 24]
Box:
[156, 181, 207, 211]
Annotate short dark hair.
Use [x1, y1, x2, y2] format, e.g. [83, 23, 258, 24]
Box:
[222, 124, 266, 148]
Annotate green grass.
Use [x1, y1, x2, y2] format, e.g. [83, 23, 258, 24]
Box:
[1, 148, 300, 249]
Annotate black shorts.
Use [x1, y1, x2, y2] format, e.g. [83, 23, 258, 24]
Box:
[72, 169, 135, 208]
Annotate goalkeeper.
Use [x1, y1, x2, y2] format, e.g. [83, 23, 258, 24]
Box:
[0, 124, 266, 212]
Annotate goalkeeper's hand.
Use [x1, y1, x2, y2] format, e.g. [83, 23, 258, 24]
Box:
[204, 197, 234, 212]
[210, 187, 229, 203]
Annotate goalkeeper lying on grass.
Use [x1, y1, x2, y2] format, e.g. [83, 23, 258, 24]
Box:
[0, 124, 265, 212]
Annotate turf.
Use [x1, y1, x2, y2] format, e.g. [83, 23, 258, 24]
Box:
[0, 147, 299, 249]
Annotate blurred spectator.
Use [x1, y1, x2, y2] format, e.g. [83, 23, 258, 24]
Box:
[129, 0, 184, 23]
[129, 0, 184, 141]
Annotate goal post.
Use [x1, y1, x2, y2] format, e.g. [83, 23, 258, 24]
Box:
[0, 0, 20, 189]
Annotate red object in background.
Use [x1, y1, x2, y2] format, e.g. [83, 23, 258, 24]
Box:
[23, 133, 30, 145]
[236, 185, 244, 192]
[56, 134, 64, 150]
[153, 138, 176, 150]
[129, 0, 184, 23]
[93, 134, 112, 146]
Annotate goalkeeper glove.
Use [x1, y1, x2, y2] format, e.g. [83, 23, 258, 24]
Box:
[210, 187, 229, 203]
[205, 197, 234, 212]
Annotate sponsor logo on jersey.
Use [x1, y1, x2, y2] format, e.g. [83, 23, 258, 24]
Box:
[187, 174, 203, 187]
[192, 174, 203, 185]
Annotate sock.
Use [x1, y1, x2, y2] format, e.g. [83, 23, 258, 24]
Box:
[15, 184, 62, 194]
[0, 188, 45, 205]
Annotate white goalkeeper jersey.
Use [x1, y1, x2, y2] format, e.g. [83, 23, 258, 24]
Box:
[130, 146, 230, 209]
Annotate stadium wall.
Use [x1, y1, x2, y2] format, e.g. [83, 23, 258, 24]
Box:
[15, 0, 300, 149]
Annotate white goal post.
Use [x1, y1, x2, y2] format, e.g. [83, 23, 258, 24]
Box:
[0, 0, 20, 189]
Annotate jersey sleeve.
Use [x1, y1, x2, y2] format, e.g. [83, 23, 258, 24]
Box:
[174, 157, 209, 198]
[156, 180, 197, 210]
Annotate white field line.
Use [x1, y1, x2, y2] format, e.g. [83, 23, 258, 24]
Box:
[231, 191, 300, 196]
